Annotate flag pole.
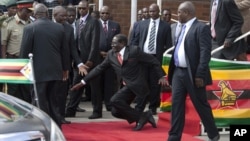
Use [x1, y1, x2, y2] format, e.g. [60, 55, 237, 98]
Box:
[28, 53, 40, 109]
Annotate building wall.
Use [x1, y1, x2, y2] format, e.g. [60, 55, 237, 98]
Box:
[92, 0, 210, 36]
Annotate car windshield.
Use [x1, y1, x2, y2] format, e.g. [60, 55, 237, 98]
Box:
[0, 93, 33, 123]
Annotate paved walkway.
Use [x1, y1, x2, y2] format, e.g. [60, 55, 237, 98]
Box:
[65, 101, 229, 141]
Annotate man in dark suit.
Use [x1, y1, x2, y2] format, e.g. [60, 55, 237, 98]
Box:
[19, 3, 70, 128]
[66, 0, 102, 119]
[53, 5, 82, 124]
[71, 34, 167, 131]
[210, 0, 244, 60]
[99, 5, 120, 111]
[167, 2, 219, 141]
[132, 3, 172, 115]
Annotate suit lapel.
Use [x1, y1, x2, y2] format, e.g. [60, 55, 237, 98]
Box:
[185, 19, 198, 42]
[123, 47, 129, 65]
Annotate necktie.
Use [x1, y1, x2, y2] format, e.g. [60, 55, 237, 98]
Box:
[79, 19, 85, 37]
[148, 20, 156, 52]
[103, 21, 108, 33]
[211, 1, 217, 38]
[117, 53, 123, 65]
[174, 24, 186, 66]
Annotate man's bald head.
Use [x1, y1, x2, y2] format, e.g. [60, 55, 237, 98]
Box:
[179, 1, 196, 17]
[34, 3, 48, 18]
[177, 1, 196, 23]
[53, 6, 66, 16]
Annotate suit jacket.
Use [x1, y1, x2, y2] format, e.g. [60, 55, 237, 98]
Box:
[83, 46, 166, 98]
[75, 15, 101, 67]
[133, 19, 172, 63]
[235, 0, 250, 34]
[99, 20, 121, 52]
[212, 0, 244, 59]
[20, 18, 70, 82]
[63, 23, 80, 69]
[171, 23, 177, 46]
[168, 20, 212, 86]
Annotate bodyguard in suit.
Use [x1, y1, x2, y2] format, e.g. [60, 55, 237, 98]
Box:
[20, 3, 70, 128]
[167, 2, 219, 141]
[53, 5, 81, 124]
[210, 0, 244, 60]
[132, 3, 172, 115]
[71, 34, 168, 131]
[99, 5, 120, 111]
[66, 0, 102, 119]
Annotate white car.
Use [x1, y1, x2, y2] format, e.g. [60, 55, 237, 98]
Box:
[0, 92, 66, 141]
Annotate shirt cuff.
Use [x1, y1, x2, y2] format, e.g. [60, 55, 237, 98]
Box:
[78, 63, 84, 68]
[81, 79, 86, 85]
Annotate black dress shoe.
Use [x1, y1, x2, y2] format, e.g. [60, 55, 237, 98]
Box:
[133, 111, 148, 131]
[81, 97, 91, 102]
[147, 110, 157, 128]
[61, 119, 71, 124]
[150, 108, 157, 115]
[88, 113, 102, 119]
[208, 134, 220, 141]
[76, 106, 86, 112]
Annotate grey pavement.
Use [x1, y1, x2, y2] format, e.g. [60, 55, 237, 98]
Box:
[65, 101, 229, 141]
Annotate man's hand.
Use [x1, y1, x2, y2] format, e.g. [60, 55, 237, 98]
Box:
[100, 51, 108, 58]
[158, 76, 169, 86]
[85, 61, 93, 68]
[195, 77, 204, 88]
[63, 71, 69, 81]
[224, 41, 232, 48]
[78, 64, 89, 76]
[71, 82, 84, 91]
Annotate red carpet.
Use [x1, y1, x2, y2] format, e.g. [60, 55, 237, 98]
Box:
[62, 120, 203, 141]
[158, 96, 201, 136]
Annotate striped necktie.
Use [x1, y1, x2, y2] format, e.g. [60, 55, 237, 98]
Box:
[211, 1, 217, 38]
[148, 20, 156, 52]
[103, 21, 108, 33]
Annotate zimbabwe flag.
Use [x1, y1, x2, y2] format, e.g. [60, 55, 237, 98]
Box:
[0, 59, 33, 84]
[161, 54, 250, 127]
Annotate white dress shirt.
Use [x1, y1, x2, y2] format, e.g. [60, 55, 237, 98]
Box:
[143, 18, 160, 54]
[176, 17, 196, 68]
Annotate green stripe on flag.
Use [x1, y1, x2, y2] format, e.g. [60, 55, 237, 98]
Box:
[0, 59, 33, 84]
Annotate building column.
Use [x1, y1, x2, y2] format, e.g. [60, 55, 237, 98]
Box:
[99, 0, 103, 10]
[157, 0, 162, 12]
[131, 0, 137, 25]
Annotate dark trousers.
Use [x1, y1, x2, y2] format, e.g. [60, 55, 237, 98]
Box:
[66, 69, 85, 115]
[58, 80, 69, 119]
[110, 86, 142, 123]
[35, 80, 62, 127]
[7, 84, 32, 103]
[167, 68, 218, 141]
[100, 67, 118, 110]
[135, 66, 161, 112]
[66, 69, 102, 115]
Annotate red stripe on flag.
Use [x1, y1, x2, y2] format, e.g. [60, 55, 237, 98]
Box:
[0, 72, 24, 76]
[0, 66, 23, 70]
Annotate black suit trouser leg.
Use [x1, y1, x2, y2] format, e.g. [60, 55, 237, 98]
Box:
[110, 86, 141, 123]
[168, 68, 218, 141]
[36, 81, 62, 127]
[103, 67, 117, 109]
[58, 80, 69, 118]
[66, 70, 84, 115]
[90, 74, 103, 114]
